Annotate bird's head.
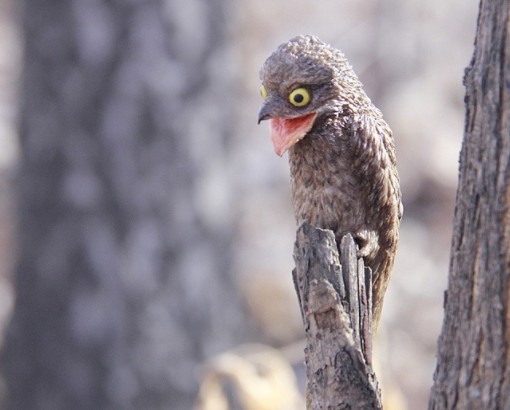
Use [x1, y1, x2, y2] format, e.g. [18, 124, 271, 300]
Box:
[258, 35, 358, 156]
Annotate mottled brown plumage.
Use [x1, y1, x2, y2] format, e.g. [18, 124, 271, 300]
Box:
[258, 35, 402, 331]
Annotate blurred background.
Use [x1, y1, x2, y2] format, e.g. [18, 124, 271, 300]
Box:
[0, 0, 478, 409]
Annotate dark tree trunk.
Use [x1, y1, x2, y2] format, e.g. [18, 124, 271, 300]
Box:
[429, 0, 510, 408]
[2, 1, 252, 409]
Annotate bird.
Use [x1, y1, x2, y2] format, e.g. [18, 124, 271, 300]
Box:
[257, 35, 402, 331]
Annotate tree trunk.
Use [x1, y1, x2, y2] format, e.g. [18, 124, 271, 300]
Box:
[2, 1, 252, 409]
[429, 0, 510, 408]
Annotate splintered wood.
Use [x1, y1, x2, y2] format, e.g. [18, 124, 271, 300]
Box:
[292, 223, 382, 409]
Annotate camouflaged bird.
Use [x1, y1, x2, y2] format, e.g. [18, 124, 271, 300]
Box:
[258, 35, 402, 331]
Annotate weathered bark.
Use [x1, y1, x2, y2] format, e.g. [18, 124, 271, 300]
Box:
[428, 0, 510, 408]
[293, 223, 381, 409]
[2, 1, 252, 409]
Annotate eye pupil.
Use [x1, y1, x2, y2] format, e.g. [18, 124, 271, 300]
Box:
[293, 94, 304, 103]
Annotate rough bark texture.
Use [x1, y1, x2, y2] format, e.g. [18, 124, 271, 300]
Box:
[429, 0, 510, 408]
[2, 1, 252, 409]
[293, 223, 381, 409]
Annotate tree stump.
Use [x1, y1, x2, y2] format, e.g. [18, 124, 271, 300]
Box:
[293, 223, 382, 409]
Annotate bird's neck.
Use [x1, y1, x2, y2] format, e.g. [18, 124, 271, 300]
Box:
[287, 110, 382, 191]
[288, 118, 350, 192]
[288, 113, 346, 164]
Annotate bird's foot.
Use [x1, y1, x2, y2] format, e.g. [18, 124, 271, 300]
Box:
[354, 230, 379, 259]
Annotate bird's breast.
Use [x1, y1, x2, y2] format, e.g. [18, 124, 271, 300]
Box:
[288, 138, 367, 236]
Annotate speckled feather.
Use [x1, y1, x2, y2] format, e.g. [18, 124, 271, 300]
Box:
[259, 35, 402, 330]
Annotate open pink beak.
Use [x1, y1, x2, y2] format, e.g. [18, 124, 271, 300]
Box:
[269, 113, 317, 156]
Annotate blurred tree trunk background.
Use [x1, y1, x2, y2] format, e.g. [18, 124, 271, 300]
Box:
[1, 1, 254, 409]
[0, 0, 482, 408]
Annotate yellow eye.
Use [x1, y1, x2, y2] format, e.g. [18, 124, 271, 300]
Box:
[260, 85, 268, 99]
[289, 87, 311, 107]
